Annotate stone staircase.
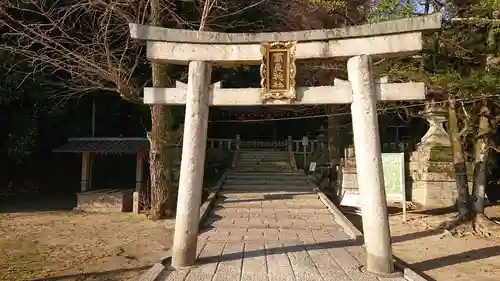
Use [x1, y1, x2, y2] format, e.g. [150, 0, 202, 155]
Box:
[223, 150, 312, 192]
[202, 149, 338, 243]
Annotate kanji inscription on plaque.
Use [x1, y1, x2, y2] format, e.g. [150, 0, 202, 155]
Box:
[260, 41, 296, 102]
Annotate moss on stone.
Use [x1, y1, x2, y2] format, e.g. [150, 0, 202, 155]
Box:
[428, 146, 453, 162]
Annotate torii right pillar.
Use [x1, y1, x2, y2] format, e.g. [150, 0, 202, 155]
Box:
[348, 55, 393, 274]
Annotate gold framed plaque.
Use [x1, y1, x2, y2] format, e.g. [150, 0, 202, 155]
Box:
[260, 41, 297, 102]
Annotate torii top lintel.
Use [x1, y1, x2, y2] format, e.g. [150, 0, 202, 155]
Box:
[128, 14, 442, 64]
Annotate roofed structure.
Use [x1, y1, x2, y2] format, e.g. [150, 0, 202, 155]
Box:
[53, 138, 148, 154]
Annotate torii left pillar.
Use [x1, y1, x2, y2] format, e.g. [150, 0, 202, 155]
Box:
[349, 55, 393, 274]
[171, 61, 212, 268]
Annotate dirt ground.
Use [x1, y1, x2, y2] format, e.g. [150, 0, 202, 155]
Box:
[388, 204, 500, 281]
[0, 211, 174, 281]
[2, 198, 499, 281]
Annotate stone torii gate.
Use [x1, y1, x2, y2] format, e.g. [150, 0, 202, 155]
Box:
[129, 14, 442, 275]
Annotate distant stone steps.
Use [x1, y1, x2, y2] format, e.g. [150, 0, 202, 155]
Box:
[226, 174, 308, 181]
[218, 190, 317, 197]
[232, 168, 291, 172]
[234, 163, 290, 167]
[226, 171, 304, 176]
[222, 184, 313, 192]
[224, 179, 310, 186]
[238, 158, 290, 163]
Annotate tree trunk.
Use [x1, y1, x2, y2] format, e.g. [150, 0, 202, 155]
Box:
[448, 96, 470, 220]
[472, 25, 497, 216]
[149, 102, 173, 219]
[148, 0, 175, 220]
[472, 100, 491, 215]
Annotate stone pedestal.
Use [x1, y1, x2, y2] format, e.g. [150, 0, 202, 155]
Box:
[410, 145, 456, 207]
[340, 146, 358, 192]
[409, 101, 471, 208]
[75, 189, 134, 213]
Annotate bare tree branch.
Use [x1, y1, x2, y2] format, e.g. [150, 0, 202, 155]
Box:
[0, 0, 155, 101]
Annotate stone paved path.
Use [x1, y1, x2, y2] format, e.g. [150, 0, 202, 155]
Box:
[159, 150, 407, 281]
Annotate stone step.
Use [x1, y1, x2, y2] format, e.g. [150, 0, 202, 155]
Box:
[239, 156, 288, 160]
[211, 205, 331, 214]
[239, 151, 288, 154]
[235, 165, 290, 170]
[224, 179, 309, 186]
[235, 163, 289, 166]
[236, 162, 289, 165]
[238, 157, 289, 162]
[232, 169, 292, 172]
[211, 209, 331, 219]
[214, 199, 326, 209]
[221, 184, 313, 192]
[238, 160, 289, 164]
[239, 156, 289, 159]
[226, 174, 308, 180]
[227, 171, 305, 176]
[215, 198, 326, 207]
[219, 190, 318, 198]
[233, 166, 291, 169]
[239, 160, 289, 164]
[226, 176, 304, 180]
[199, 228, 341, 243]
[202, 217, 335, 229]
[238, 158, 288, 163]
[239, 152, 289, 156]
[239, 153, 288, 156]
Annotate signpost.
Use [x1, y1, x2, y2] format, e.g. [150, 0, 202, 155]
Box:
[309, 161, 317, 172]
[340, 152, 406, 220]
[382, 153, 407, 221]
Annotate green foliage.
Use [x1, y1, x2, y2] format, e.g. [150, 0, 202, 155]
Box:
[310, 0, 347, 12]
[0, 55, 65, 166]
[474, 0, 500, 17]
[368, 0, 417, 22]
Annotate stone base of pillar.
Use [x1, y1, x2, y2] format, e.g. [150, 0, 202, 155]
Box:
[410, 144, 473, 208]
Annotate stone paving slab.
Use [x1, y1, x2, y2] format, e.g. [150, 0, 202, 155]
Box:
[160, 190, 408, 281]
[159, 152, 407, 281]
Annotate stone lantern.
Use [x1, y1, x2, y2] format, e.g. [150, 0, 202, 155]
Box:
[316, 125, 327, 144]
[418, 100, 451, 147]
[409, 99, 458, 208]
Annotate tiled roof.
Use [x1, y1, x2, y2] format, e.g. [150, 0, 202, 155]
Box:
[53, 138, 148, 154]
